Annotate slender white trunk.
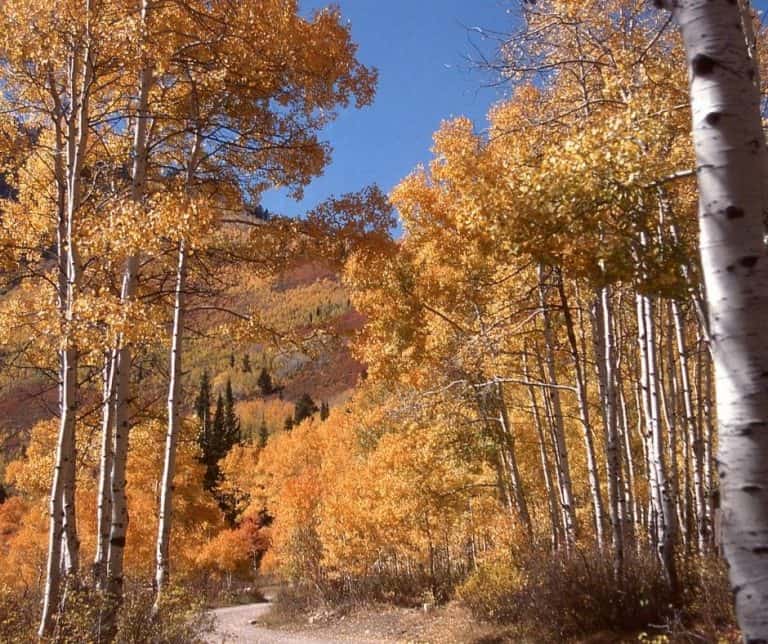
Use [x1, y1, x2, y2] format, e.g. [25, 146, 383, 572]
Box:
[105, 0, 153, 614]
[154, 239, 187, 606]
[537, 266, 578, 546]
[557, 275, 605, 547]
[672, 300, 707, 553]
[597, 285, 624, 574]
[660, 0, 768, 635]
[496, 381, 533, 539]
[524, 349, 562, 549]
[40, 29, 92, 636]
[94, 350, 117, 589]
[637, 293, 678, 589]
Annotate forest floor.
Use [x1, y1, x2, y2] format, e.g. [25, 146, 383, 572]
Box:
[205, 599, 513, 643]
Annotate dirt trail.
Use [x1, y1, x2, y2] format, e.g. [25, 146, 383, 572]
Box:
[205, 602, 381, 644]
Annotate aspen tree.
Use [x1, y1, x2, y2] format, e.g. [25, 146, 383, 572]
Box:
[655, 0, 768, 635]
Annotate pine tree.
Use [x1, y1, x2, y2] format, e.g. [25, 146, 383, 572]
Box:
[258, 419, 269, 448]
[195, 371, 212, 445]
[294, 393, 319, 426]
[284, 415, 294, 432]
[242, 353, 251, 373]
[257, 367, 273, 396]
[224, 379, 241, 446]
[320, 401, 330, 421]
[229, 353, 235, 368]
[203, 394, 226, 491]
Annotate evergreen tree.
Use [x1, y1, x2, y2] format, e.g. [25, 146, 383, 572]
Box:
[242, 353, 251, 373]
[294, 393, 319, 426]
[258, 419, 269, 448]
[257, 367, 273, 396]
[224, 378, 241, 446]
[198, 386, 242, 495]
[284, 415, 294, 432]
[203, 394, 226, 490]
[194, 371, 212, 447]
[320, 401, 330, 421]
[195, 371, 211, 425]
[229, 353, 235, 368]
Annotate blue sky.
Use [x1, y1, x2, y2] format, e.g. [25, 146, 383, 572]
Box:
[260, 1, 768, 219]
[260, 0, 515, 217]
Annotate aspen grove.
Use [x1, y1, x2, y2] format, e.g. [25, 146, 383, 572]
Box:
[0, 0, 767, 642]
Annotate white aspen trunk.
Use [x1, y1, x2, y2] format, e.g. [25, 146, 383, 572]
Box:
[153, 128, 200, 609]
[105, 0, 153, 614]
[672, 300, 707, 554]
[618, 382, 638, 543]
[660, 302, 685, 550]
[40, 112, 68, 640]
[537, 266, 578, 546]
[637, 292, 678, 589]
[40, 30, 92, 636]
[633, 374, 653, 538]
[94, 350, 117, 589]
[153, 239, 187, 608]
[557, 275, 606, 547]
[699, 334, 716, 545]
[614, 296, 639, 541]
[496, 381, 533, 540]
[660, 0, 768, 635]
[597, 285, 624, 574]
[475, 386, 516, 521]
[39, 348, 76, 638]
[524, 349, 562, 550]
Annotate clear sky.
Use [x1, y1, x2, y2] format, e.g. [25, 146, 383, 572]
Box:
[259, 0, 516, 218]
[260, 1, 768, 219]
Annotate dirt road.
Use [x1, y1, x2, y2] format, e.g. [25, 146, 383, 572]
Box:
[205, 602, 378, 644]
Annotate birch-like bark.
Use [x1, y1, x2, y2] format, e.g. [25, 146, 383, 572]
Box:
[105, 0, 153, 613]
[154, 125, 201, 606]
[537, 266, 578, 546]
[637, 293, 678, 589]
[557, 275, 605, 547]
[154, 239, 187, 606]
[93, 351, 117, 589]
[496, 381, 533, 540]
[524, 349, 562, 550]
[659, 0, 768, 634]
[596, 285, 624, 574]
[613, 295, 639, 542]
[39, 28, 92, 636]
[672, 300, 707, 553]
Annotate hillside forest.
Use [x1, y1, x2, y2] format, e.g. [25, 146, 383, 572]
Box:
[1, 1, 768, 642]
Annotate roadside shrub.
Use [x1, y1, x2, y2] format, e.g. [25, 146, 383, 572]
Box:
[115, 583, 214, 643]
[456, 560, 527, 623]
[459, 547, 676, 640]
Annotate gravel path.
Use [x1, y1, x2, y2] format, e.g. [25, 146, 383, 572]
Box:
[205, 602, 375, 644]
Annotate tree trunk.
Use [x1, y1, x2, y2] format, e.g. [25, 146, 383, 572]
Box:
[537, 266, 578, 546]
[672, 300, 707, 554]
[496, 381, 533, 540]
[94, 351, 117, 589]
[636, 293, 678, 590]
[660, 0, 768, 635]
[105, 0, 153, 619]
[154, 239, 187, 608]
[39, 32, 91, 636]
[524, 349, 562, 550]
[557, 274, 606, 547]
[595, 285, 624, 574]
